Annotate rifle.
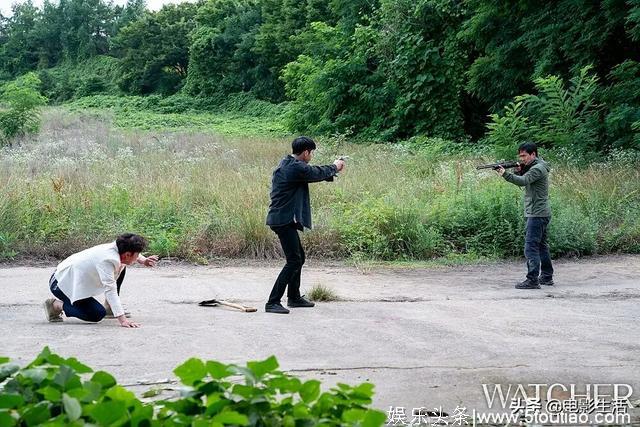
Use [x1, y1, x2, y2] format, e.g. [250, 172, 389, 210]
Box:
[476, 160, 521, 170]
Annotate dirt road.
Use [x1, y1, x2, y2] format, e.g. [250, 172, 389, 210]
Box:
[2, 255, 639, 421]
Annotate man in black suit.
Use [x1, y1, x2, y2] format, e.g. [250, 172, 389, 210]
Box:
[265, 136, 346, 314]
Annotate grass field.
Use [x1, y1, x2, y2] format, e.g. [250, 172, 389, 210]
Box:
[63, 94, 290, 136]
[0, 108, 638, 262]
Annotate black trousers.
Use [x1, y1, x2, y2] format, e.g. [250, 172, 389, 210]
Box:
[48, 268, 126, 322]
[116, 267, 126, 294]
[524, 217, 554, 282]
[268, 223, 305, 304]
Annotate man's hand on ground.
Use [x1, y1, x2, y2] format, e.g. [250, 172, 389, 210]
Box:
[334, 159, 345, 172]
[118, 315, 141, 328]
[496, 166, 505, 176]
[138, 255, 159, 267]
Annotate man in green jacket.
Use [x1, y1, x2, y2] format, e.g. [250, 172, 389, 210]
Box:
[497, 142, 554, 289]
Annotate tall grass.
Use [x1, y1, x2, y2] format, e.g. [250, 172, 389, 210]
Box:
[0, 109, 638, 261]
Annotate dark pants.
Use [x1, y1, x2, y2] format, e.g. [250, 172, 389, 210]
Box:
[49, 268, 126, 322]
[268, 223, 304, 304]
[524, 217, 554, 282]
[116, 268, 126, 294]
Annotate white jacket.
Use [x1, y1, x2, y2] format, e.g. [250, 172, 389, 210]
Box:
[54, 242, 124, 317]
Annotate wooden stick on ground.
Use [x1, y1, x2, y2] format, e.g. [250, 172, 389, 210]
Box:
[199, 299, 258, 312]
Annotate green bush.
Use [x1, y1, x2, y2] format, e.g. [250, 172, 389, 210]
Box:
[0, 347, 386, 426]
[430, 185, 524, 257]
[62, 94, 289, 135]
[0, 232, 18, 259]
[0, 73, 47, 147]
[601, 60, 640, 150]
[484, 101, 533, 159]
[38, 57, 122, 103]
[336, 198, 446, 260]
[66, 93, 288, 119]
[598, 216, 640, 253]
[484, 66, 601, 154]
[548, 205, 598, 257]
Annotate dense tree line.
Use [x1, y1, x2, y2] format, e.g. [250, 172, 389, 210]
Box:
[0, 0, 638, 149]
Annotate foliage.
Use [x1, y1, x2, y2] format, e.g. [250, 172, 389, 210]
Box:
[484, 101, 532, 156]
[1, 0, 640, 147]
[309, 284, 341, 302]
[335, 197, 447, 260]
[113, 3, 198, 95]
[0, 347, 386, 426]
[601, 60, 640, 150]
[184, 0, 264, 98]
[0, 232, 18, 259]
[37, 56, 122, 103]
[519, 66, 600, 150]
[66, 92, 289, 117]
[281, 24, 392, 140]
[1, 112, 639, 262]
[250, 0, 335, 101]
[282, 0, 469, 141]
[64, 94, 290, 135]
[374, 0, 467, 140]
[0, 73, 47, 146]
[461, 1, 638, 111]
[484, 66, 600, 152]
[0, 0, 144, 76]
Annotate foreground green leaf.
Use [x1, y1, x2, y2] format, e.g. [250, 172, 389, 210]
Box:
[62, 393, 82, 421]
[174, 358, 207, 386]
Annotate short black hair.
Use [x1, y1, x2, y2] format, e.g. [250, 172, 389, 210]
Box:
[116, 233, 148, 254]
[292, 136, 316, 155]
[518, 142, 538, 156]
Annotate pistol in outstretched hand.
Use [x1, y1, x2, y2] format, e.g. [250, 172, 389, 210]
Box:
[334, 155, 348, 173]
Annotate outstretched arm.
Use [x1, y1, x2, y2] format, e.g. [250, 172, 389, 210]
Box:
[295, 162, 340, 183]
[499, 166, 544, 186]
[137, 254, 159, 267]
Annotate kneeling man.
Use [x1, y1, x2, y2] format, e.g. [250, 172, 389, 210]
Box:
[43, 233, 158, 328]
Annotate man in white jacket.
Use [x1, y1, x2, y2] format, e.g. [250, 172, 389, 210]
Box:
[43, 233, 158, 328]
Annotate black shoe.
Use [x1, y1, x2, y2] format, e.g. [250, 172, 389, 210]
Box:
[539, 277, 554, 286]
[265, 303, 290, 314]
[287, 296, 315, 308]
[515, 279, 541, 289]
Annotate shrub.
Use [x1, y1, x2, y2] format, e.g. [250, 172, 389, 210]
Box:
[601, 60, 640, 150]
[0, 232, 17, 259]
[598, 216, 640, 253]
[548, 205, 598, 257]
[0, 73, 47, 147]
[0, 347, 386, 426]
[484, 101, 532, 159]
[309, 284, 341, 302]
[430, 185, 524, 257]
[38, 56, 122, 103]
[335, 198, 446, 260]
[484, 66, 601, 154]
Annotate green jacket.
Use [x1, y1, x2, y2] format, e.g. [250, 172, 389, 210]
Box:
[503, 158, 551, 217]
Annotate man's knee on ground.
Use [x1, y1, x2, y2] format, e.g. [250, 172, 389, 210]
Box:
[85, 305, 107, 322]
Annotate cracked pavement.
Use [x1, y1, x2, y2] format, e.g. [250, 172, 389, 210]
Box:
[1, 255, 639, 419]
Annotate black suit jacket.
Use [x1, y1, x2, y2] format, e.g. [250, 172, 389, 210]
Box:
[266, 155, 338, 230]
